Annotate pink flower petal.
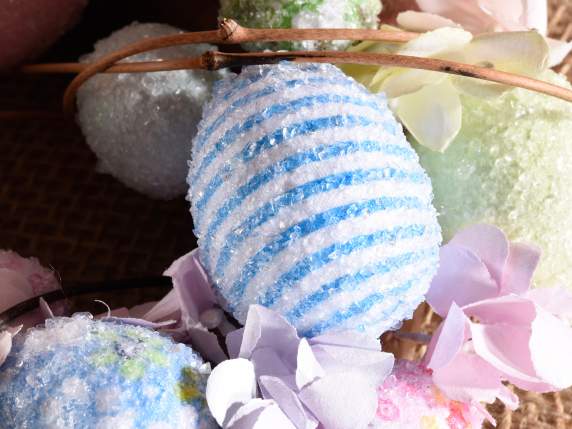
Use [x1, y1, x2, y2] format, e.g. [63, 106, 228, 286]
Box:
[525, 287, 572, 319]
[0, 269, 35, 313]
[463, 294, 536, 325]
[142, 289, 180, 322]
[501, 242, 540, 295]
[424, 303, 470, 369]
[298, 372, 378, 429]
[432, 351, 519, 408]
[416, 0, 500, 33]
[529, 307, 572, 390]
[259, 376, 318, 429]
[426, 245, 498, 316]
[450, 224, 509, 286]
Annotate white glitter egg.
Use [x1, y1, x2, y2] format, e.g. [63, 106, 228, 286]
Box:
[188, 62, 441, 337]
[77, 22, 230, 199]
[0, 314, 217, 429]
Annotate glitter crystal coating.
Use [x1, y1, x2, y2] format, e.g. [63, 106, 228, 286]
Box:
[77, 22, 229, 199]
[371, 360, 484, 428]
[219, 0, 382, 51]
[416, 71, 572, 289]
[188, 63, 441, 337]
[0, 315, 216, 429]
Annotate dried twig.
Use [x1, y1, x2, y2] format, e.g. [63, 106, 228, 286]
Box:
[15, 19, 572, 116]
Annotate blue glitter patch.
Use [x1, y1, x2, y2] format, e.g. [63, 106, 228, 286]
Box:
[225, 196, 427, 305]
[200, 139, 422, 271]
[260, 225, 431, 308]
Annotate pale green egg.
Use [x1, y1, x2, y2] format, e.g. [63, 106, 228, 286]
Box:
[416, 70, 572, 288]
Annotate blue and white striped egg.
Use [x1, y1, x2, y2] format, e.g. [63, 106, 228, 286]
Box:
[188, 63, 441, 337]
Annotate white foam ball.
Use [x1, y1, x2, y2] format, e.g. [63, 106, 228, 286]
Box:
[188, 63, 441, 337]
[77, 22, 230, 199]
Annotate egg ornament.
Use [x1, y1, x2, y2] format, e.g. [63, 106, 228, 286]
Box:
[218, 0, 382, 51]
[371, 360, 485, 428]
[188, 62, 441, 337]
[0, 315, 216, 429]
[416, 70, 572, 288]
[77, 22, 230, 199]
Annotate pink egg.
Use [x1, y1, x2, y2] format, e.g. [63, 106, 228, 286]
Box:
[0, 0, 87, 69]
[371, 360, 485, 429]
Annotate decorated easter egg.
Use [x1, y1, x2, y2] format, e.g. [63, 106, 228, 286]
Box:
[77, 22, 229, 199]
[416, 70, 572, 288]
[371, 360, 485, 428]
[0, 314, 216, 429]
[188, 62, 441, 337]
[218, 0, 382, 51]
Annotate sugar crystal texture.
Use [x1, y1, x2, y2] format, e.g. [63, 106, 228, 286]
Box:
[416, 71, 572, 289]
[77, 22, 230, 199]
[370, 360, 484, 428]
[0, 314, 217, 429]
[219, 0, 382, 51]
[188, 63, 441, 337]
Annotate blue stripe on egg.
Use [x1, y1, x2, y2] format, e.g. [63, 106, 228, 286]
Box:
[261, 225, 431, 308]
[193, 76, 368, 153]
[188, 62, 441, 336]
[226, 195, 427, 303]
[212, 162, 422, 277]
[200, 140, 422, 272]
[190, 92, 386, 196]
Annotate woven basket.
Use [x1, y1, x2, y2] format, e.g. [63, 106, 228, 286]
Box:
[1, 1, 572, 428]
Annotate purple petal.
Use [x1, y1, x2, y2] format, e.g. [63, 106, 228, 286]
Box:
[164, 249, 217, 322]
[450, 224, 509, 287]
[250, 348, 295, 383]
[186, 326, 229, 364]
[227, 328, 245, 359]
[298, 372, 378, 429]
[142, 289, 181, 322]
[226, 399, 297, 429]
[501, 242, 540, 295]
[238, 305, 299, 362]
[424, 302, 470, 370]
[309, 330, 381, 352]
[259, 376, 318, 429]
[426, 245, 499, 316]
[310, 344, 393, 387]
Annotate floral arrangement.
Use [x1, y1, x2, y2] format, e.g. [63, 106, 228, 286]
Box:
[2, 0, 572, 428]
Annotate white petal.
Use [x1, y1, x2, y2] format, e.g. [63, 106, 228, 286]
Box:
[530, 307, 572, 389]
[546, 37, 572, 67]
[398, 27, 473, 58]
[206, 359, 257, 426]
[378, 69, 445, 98]
[226, 399, 296, 429]
[295, 339, 324, 390]
[298, 372, 377, 429]
[0, 331, 13, 367]
[394, 80, 462, 152]
[397, 11, 461, 32]
[461, 30, 549, 76]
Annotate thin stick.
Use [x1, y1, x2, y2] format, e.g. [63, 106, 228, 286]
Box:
[59, 50, 572, 116]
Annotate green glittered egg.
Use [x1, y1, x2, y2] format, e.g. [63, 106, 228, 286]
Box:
[218, 0, 382, 51]
[416, 71, 572, 288]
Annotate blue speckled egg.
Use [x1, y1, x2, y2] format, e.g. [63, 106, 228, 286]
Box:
[0, 315, 216, 429]
[188, 62, 442, 337]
